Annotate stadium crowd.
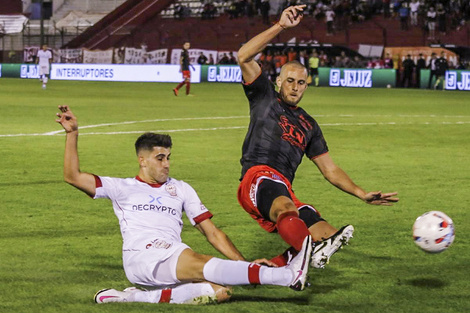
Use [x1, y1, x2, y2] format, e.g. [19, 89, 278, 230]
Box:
[173, 0, 470, 33]
[196, 46, 469, 88]
[194, 44, 469, 68]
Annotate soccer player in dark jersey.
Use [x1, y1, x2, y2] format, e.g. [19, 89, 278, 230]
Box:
[433, 51, 449, 90]
[173, 42, 194, 96]
[237, 5, 399, 268]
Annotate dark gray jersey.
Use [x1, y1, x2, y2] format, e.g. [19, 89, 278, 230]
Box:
[240, 72, 329, 183]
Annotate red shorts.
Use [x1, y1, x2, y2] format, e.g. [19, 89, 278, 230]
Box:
[237, 165, 319, 233]
[182, 70, 191, 79]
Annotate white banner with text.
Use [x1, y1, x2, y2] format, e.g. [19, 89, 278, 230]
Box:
[51, 64, 201, 82]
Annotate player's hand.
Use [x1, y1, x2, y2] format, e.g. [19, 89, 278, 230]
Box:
[364, 191, 399, 206]
[55, 105, 78, 133]
[278, 5, 306, 29]
[251, 258, 279, 267]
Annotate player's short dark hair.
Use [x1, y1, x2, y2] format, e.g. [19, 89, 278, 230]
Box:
[280, 60, 308, 76]
[284, 60, 307, 70]
[135, 133, 172, 155]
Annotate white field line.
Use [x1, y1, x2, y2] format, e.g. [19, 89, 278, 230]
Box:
[41, 116, 248, 136]
[1, 115, 470, 138]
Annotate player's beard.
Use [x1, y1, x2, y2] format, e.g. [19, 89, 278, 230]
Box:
[280, 89, 303, 107]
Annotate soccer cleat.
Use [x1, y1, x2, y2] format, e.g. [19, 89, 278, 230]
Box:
[287, 235, 312, 291]
[311, 224, 354, 269]
[94, 287, 139, 303]
[173, 88, 178, 96]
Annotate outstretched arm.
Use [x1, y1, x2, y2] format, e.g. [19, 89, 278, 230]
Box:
[237, 5, 306, 83]
[196, 219, 278, 266]
[313, 153, 399, 206]
[55, 105, 96, 197]
[196, 219, 246, 261]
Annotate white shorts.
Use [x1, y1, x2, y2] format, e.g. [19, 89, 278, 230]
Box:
[123, 239, 190, 287]
[39, 64, 50, 76]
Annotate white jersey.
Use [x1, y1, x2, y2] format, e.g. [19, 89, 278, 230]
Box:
[326, 10, 335, 22]
[37, 49, 52, 66]
[427, 11, 436, 21]
[93, 175, 213, 251]
[410, 1, 420, 13]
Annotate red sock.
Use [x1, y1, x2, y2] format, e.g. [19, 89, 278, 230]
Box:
[270, 246, 297, 266]
[185, 81, 191, 94]
[276, 211, 310, 251]
[159, 289, 172, 303]
[247, 263, 261, 285]
[176, 82, 185, 90]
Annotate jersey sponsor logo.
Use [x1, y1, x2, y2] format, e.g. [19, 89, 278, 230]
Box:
[165, 184, 177, 196]
[132, 203, 177, 215]
[149, 195, 163, 204]
[146, 238, 172, 249]
[278, 115, 306, 149]
[200, 203, 207, 211]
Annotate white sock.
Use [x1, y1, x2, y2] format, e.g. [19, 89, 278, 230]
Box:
[130, 283, 216, 304]
[202, 258, 292, 286]
[259, 266, 293, 286]
[171, 283, 216, 304]
[43, 76, 48, 84]
[130, 288, 163, 303]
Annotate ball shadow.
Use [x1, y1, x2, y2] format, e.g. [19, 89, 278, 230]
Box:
[406, 277, 447, 288]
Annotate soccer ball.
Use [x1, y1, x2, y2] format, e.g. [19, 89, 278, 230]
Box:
[413, 211, 455, 253]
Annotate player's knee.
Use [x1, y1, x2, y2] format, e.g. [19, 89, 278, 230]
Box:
[177, 249, 212, 281]
[211, 284, 232, 303]
[298, 206, 325, 228]
[192, 253, 212, 276]
[270, 196, 297, 220]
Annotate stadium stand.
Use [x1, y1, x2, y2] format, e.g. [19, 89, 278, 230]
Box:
[0, 15, 28, 34]
[1, 0, 469, 63]
[53, 0, 128, 20]
[0, 0, 22, 15]
[59, 0, 469, 52]
[63, 0, 175, 49]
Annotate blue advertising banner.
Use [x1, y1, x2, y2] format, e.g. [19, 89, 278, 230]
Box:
[445, 70, 470, 91]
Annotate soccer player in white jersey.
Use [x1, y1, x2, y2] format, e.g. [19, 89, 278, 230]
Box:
[55, 105, 313, 305]
[36, 45, 52, 89]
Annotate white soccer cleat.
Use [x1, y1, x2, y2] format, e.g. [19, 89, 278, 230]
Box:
[287, 235, 312, 291]
[311, 225, 354, 269]
[94, 287, 139, 303]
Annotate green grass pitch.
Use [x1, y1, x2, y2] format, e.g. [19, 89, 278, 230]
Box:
[0, 78, 469, 313]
